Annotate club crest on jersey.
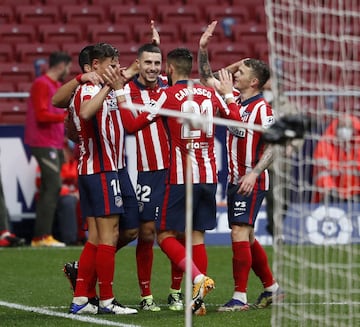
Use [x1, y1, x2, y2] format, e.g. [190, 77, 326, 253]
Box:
[240, 109, 251, 119]
[114, 196, 123, 208]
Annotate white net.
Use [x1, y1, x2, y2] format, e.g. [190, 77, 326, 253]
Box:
[265, 0, 360, 326]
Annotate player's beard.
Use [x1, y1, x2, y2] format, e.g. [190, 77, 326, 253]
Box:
[167, 73, 173, 86]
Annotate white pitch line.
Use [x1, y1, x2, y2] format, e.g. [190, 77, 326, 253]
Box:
[0, 301, 141, 327]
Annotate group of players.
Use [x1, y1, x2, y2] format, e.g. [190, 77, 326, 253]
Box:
[53, 20, 284, 316]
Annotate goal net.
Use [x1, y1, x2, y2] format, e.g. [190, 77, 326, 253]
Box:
[265, 0, 360, 326]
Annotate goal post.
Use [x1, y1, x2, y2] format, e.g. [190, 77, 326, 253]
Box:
[265, 0, 360, 326]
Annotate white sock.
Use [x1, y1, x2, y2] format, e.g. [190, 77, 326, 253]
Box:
[72, 296, 88, 305]
[233, 291, 247, 304]
[265, 282, 279, 293]
[100, 297, 114, 307]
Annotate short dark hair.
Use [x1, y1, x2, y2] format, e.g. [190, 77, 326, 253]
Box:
[78, 45, 94, 72]
[166, 48, 193, 76]
[137, 43, 161, 58]
[48, 51, 72, 68]
[89, 43, 119, 64]
[243, 58, 270, 89]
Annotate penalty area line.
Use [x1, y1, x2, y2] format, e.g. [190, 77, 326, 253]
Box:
[0, 300, 141, 327]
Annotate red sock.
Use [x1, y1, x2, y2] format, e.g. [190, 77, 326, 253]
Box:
[74, 241, 97, 297]
[96, 244, 116, 301]
[251, 239, 275, 288]
[192, 244, 208, 275]
[160, 237, 201, 281]
[232, 241, 252, 292]
[136, 239, 154, 297]
[170, 237, 185, 290]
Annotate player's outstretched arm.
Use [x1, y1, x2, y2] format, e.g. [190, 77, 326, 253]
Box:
[198, 21, 221, 89]
[52, 72, 103, 108]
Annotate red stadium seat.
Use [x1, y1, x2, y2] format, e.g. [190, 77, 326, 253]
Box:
[204, 5, 249, 25]
[135, 23, 180, 44]
[61, 5, 107, 25]
[232, 22, 267, 42]
[0, 44, 15, 62]
[209, 42, 251, 66]
[0, 0, 36, 5]
[113, 42, 139, 67]
[0, 5, 15, 24]
[15, 43, 61, 63]
[87, 24, 134, 44]
[16, 5, 62, 24]
[0, 101, 28, 125]
[183, 0, 222, 4]
[157, 5, 203, 24]
[17, 81, 33, 93]
[0, 62, 36, 83]
[0, 82, 17, 92]
[253, 42, 269, 62]
[0, 24, 38, 44]
[61, 42, 89, 60]
[39, 24, 83, 43]
[110, 5, 153, 25]
[45, 0, 83, 4]
[181, 23, 225, 43]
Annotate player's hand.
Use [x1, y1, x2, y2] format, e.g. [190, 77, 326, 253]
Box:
[237, 172, 257, 196]
[80, 72, 103, 85]
[215, 68, 234, 96]
[199, 21, 217, 50]
[103, 65, 127, 90]
[150, 20, 160, 46]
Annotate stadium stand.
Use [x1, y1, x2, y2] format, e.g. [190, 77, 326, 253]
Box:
[15, 5, 62, 24]
[110, 5, 153, 25]
[0, 5, 15, 24]
[16, 43, 61, 63]
[135, 23, 180, 44]
[158, 5, 204, 24]
[0, 63, 36, 83]
[39, 24, 83, 43]
[0, 0, 272, 124]
[87, 24, 134, 44]
[0, 44, 14, 62]
[0, 24, 38, 44]
[0, 101, 28, 125]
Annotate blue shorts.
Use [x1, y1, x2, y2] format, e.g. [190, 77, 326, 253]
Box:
[158, 183, 217, 232]
[118, 167, 140, 230]
[136, 169, 167, 223]
[227, 183, 266, 228]
[78, 171, 124, 219]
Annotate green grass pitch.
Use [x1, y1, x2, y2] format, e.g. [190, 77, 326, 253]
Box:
[0, 245, 273, 327]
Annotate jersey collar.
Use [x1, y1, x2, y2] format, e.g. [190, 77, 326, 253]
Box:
[241, 93, 263, 106]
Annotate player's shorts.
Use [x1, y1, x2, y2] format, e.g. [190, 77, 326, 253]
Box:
[118, 167, 140, 230]
[227, 183, 267, 228]
[158, 183, 217, 232]
[137, 169, 167, 223]
[78, 171, 124, 219]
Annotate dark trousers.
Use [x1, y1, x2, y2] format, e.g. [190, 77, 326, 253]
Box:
[30, 147, 63, 238]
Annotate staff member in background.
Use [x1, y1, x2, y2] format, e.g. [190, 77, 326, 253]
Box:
[25, 51, 72, 248]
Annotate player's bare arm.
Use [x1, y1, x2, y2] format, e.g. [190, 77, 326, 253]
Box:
[79, 85, 111, 120]
[238, 145, 274, 196]
[52, 72, 103, 108]
[198, 21, 220, 89]
[150, 20, 160, 46]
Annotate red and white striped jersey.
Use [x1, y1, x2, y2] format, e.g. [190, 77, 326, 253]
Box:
[120, 76, 169, 172]
[227, 93, 274, 189]
[70, 83, 119, 175]
[157, 80, 240, 185]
